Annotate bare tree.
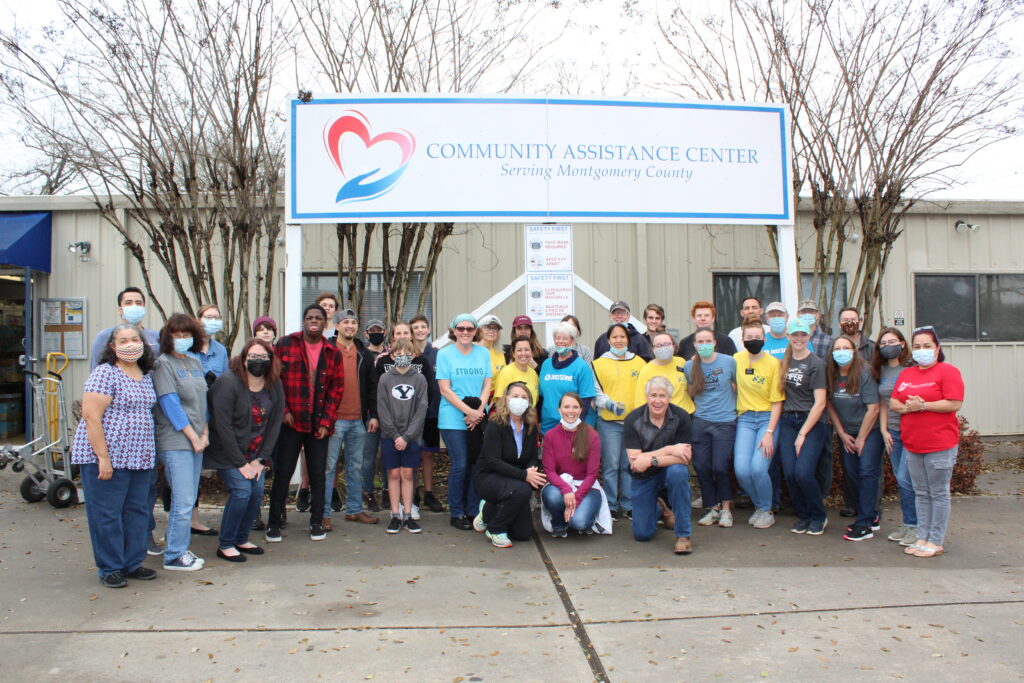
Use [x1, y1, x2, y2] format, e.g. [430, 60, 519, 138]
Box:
[0, 0, 290, 347]
[658, 0, 1023, 334]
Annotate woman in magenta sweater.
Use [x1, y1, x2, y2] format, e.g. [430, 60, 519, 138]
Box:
[541, 393, 603, 537]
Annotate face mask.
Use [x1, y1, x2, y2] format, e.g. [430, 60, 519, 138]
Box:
[879, 344, 902, 360]
[609, 345, 627, 357]
[507, 396, 530, 417]
[560, 417, 581, 430]
[799, 314, 816, 327]
[202, 318, 223, 336]
[173, 337, 193, 354]
[393, 354, 412, 368]
[555, 346, 570, 355]
[114, 342, 144, 362]
[696, 343, 715, 359]
[368, 332, 386, 346]
[912, 348, 936, 366]
[832, 349, 854, 366]
[653, 346, 674, 361]
[246, 359, 270, 377]
[840, 322, 858, 336]
[743, 339, 765, 355]
[768, 317, 787, 334]
[122, 305, 145, 325]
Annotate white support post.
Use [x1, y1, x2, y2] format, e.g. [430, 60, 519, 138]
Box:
[777, 223, 800, 315]
[284, 224, 303, 335]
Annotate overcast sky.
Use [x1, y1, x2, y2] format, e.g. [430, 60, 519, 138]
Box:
[2, 0, 1021, 200]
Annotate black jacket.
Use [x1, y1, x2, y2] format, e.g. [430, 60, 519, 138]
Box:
[335, 337, 379, 422]
[475, 417, 540, 482]
[593, 323, 654, 361]
[204, 371, 284, 469]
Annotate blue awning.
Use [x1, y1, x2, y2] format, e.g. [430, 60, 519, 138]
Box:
[0, 212, 52, 273]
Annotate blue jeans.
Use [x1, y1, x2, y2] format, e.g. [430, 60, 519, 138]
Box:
[631, 465, 692, 540]
[442, 429, 472, 518]
[362, 430, 381, 495]
[777, 413, 827, 523]
[147, 466, 159, 534]
[691, 417, 736, 508]
[218, 467, 264, 550]
[734, 411, 777, 512]
[541, 484, 602, 532]
[158, 449, 203, 562]
[325, 418, 367, 517]
[841, 430, 884, 529]
[888, 433, 917, 527]
[769, 449, 782, 510]
[596, 418, 630, 513]
[80, 463, 151, 577]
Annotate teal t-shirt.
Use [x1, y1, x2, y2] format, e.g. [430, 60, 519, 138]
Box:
[435, 344, 492, 430]
[684, 353, 738, 423]
[538, 355, 597, 432]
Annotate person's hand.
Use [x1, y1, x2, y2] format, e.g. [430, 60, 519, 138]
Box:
[189, 434, 206, 453]
[795, 432, 806, 456]
[239, 463, 255, 479]
[611, 401, 626, 417]
[367, 418, 379, 434]
[563, 492, 576, 522]
[315, 426, 329, 439]
[97, 456, 113, 481]
[666, 443, 692, 464]
[839, 431, 856, 454]
[395, 436, 407, 451]
[200, 432, 210, 450]
[251, 461, 265, 476]
[282, 412, 295, 428]
[854, 435, 866, 455]
[631, 455, 651, 473]
[759, 432, 775, 458]
[882, 430, 894, 454]
[466, 407, 485, 424]
[524, 466, 546, 488]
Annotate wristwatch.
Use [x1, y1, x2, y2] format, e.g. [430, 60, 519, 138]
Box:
[651, 455, 659, 467]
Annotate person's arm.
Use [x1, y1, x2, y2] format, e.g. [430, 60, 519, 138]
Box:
[208, 377, 248, 468]
[158, 393, 204, 451]
[796, 387, 828, 455]
[319, 350, 346, 436]
[376, 377, 396, 439]
[826, 399, 855, 453]
[81, 391, 114, 479]
[403, 375, 429, 444]
[477, 422, 527, 480]
[541, 433, 573, 495]
[257, 383, 285, 464]
[760, 401, 783, 457]
[878, 397, 894, 452]
[574, 428, 602, 500]
[854, 403, 880, 453]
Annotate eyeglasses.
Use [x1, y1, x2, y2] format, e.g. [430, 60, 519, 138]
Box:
[454, 326, 476, 333]
[247, 354, 271, 361]
[653, 342, 674, 349]
[201, 315, 222, 321]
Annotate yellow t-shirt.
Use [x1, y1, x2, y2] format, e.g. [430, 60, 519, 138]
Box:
[733, 350, 785, 414]
[634, 357, 696, 414]
[486, 346, 507, 378]
[493, 363, 540, 406]
[593, 355, 648, 422]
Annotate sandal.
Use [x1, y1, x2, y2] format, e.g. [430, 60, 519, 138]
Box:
[911, 545, 943, 558]
[904, 542, 927, 555]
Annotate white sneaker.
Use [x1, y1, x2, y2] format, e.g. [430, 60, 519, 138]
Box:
[899, 527, 920, 546]
[887, 525, 909, 542]
[398, 503, 423, 521]
[718, 509, 733, 528]
[753, 510, 775, 529]
[691, 495, 703, 509]
[697, 509, 720, 526]
[748, 510, 764, 526]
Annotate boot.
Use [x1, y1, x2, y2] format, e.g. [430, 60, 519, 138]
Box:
[423, 490, 445, 513]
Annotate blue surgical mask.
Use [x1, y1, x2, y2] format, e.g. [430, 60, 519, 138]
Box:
[173, 337, 194, 354]
[555, 346, 570, 355]
[202, 318, 223, 336]
[696, 343, 715, 359]
[122, 305, 145, 325]
[799, 313, 816, 327]
[912, 348, 936, 366]
[768, 317, 787, 334]
[832, 349, 854, 366]
[610, 346, 627, 357]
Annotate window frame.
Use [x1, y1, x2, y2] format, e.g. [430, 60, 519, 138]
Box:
[913, 271, 1024, 343]
[301, 270, 433, 327]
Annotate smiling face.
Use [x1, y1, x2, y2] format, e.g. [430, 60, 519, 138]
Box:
[337, 317, 359, 340]
[788, 331, 809, 350]
[391, 323, 412, 342]
[692, 307, 714, 328]
[608, 326, 629, 350]
[644, 310, 663, 333]
[512, 340, 533, 366]
[558, 394, 582, 422]
[452, 322, 477, 346]
[553, 331, 573, 349]
[646, 385, 670, 416]
[610, 308, 630, 324]
[482, 325, 501, 344]
[411, 320, 430, 342]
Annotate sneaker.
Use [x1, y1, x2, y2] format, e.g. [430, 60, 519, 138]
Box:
[330, 487, 342, 512]
[295, 487, 310, 512]
[472, 501, 487, 533]
[718, 509, 733, 528]
[423, 491, 445, 513]
[252, 516, 266, 531]
[899, 527, 920, 547]
[698, 509, 721, 526]
[624, 509, 633, 520]
[753, 510, 775, 529]
[790, 519, 811, 534]
[398, 503, 422, 521]
[404, 518, 422, 534]
[843, 525, 873, 541]
[748, 510, 763, 526]
[691, 495, 703, 509]
[147, 534, 163, 556]
[366, 491, 381, 512]
[265, 525, 282, 543]
[164, 552, 204, 571]
[839, 507, 855, 518]
[310, 523, 327, 541]
[99, 571, 127, 588]
[450, 516, 473, 531]
[870, 516, 881, 531]
[807, 518, 828, 535]
[386, 516, 403, 534]
[485, 530, 512, 548]
[125, 566, 158, 580]
[610, 509, 621, 520]
[887, 525, 908, 542]
[551, 527, 568, 538]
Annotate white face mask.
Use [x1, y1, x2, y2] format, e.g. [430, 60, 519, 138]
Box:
[560, 417, 581, 430]
[507, 396, 530, 417]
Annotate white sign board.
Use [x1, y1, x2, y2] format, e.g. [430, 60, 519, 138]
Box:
[525, 224, 572, 272]
[287, 95, 792, 224]
[526, 273, 574, 322]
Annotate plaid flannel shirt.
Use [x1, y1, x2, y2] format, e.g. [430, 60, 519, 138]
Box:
[275, 332, 344, 435]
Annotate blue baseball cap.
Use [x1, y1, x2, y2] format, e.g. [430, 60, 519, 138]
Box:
[787, 319, 812, 335]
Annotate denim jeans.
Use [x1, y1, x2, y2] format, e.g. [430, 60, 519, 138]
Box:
[324, 418, 367, 517]
[218, 467, 264, 549]
[442, 429, 472, 518]
[769, 450, 782, 510]
[596, 418, 630, 513]
[734, 411, 777, 512]
[777, 413, 827, 523]
[814, 422, 835, 499]
[147, 466, 159, 534]
[905, 446, 956, 545]
[692, 417, 736, 509]
[840, 429, 884, 529]
[541, 483, 602, 532]
[158, 449, 203, 562]
[631, 464, 692, 541]
[80, 463, 151, 577]
[362, 430, 381, 495]
[888, 433, 918, 527]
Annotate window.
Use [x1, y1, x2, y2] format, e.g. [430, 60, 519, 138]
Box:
[915, 273, 1024, 342]
[302, 271, 433, 328]
[713, 272, 848, 334]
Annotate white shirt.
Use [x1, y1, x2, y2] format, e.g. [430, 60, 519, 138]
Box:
[728, 324, 770, 350]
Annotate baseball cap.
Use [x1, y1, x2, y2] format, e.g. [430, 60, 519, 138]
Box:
[787, 319, 812, 335]
[797, 299, 819, 312]
[366, 318, 386, 331]
[335, 309, 358, 323]
[512, 315, 534, 328]
[609, 300, 630, 313]
[765, 301, 787, 315]
[478, 314, 503, 328]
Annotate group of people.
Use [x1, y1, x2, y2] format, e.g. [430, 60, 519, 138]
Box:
[70, 286, 964, 589]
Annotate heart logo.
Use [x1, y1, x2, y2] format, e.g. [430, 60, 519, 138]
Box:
[323, 110, 416, 205]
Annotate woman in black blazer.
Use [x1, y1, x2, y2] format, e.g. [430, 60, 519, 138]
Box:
[473, 382, 547, 548]
[204, 339, 284, 562]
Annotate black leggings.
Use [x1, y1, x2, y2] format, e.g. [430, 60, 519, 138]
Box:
[474, 471, 534, 540]
[268, 425, 328, 527]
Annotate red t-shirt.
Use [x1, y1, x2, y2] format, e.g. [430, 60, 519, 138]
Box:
[304, 338, 324, 388]
[891, 362, 964, 453]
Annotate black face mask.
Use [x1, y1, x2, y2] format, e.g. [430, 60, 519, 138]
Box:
[879, 344, 902, 360]
[246, 359, 270, 377]
[368, 332, 386, 346]
[743, 339, 765, 355]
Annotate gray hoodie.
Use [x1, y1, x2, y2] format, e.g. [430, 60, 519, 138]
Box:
[376, 368, 429, 443]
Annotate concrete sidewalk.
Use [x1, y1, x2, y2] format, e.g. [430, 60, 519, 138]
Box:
[1, 456, 1022, 682]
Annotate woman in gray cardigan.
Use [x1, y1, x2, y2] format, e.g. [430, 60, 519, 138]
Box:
[204, 339, 284, 562]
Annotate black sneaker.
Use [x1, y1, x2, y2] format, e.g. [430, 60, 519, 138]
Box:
[386, 516, 403, 534]
[310, 523, 327, 541]
[450, 516, 472, 531]
[125, 566, 158, 580]
[870, 516, 881, 531]
[296, 487, 310, 512]
[790, 519, 811, 534]
[807, 518, 828, 535]
[252, 516, 265, 531]
[839, 507, 855, 518]
[265, 525, 282, 543]
[423, 491, 445, 513]
[404, 518, 422, 534]
[610, 509, 621, 520]
[843, 525, 874, 542]
[100, 571, 127, 588]
[330, 488, 342, 512]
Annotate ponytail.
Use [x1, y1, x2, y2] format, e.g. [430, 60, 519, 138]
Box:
[777, 344, 793, 395]
[686, 327, 714, 398]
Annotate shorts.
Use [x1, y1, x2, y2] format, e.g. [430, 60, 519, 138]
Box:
[421, 418, 440, 449]
[381, 438, 423, 470]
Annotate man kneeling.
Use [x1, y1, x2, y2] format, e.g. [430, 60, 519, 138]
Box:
[623, 376, 695, 555]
